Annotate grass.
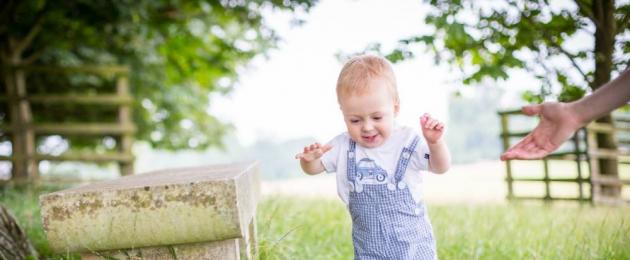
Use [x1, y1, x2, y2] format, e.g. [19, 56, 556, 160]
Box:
[257, 196, 630, 260]
[506, 160, 630, 200]
[0, 183, 62, 259]
[1, 185, 630, 259]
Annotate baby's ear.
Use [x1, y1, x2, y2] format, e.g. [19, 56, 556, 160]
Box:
[394, 102, 400, 116]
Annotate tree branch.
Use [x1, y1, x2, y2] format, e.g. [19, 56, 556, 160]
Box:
[618, 13, 630, 32]
[574, 0, 602, 30]
[552, 44, 589, 82]
[518, 8, 589, 83]
[22, 47, 46, 65]
[13, 13, 45, 56]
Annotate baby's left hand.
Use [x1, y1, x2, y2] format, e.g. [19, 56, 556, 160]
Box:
[420, 113, 445, 144]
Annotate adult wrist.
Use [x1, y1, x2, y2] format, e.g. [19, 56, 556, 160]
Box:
[566, 100, 590, 127]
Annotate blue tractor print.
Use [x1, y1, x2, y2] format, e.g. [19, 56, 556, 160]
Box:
[356, 158, 387, 182]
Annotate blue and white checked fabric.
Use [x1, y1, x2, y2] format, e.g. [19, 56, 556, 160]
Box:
[347, 137, 436, 260]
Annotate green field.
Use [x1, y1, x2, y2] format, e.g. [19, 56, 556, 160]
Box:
[1, 185, 630, 259]
[259, 196, 630, 260]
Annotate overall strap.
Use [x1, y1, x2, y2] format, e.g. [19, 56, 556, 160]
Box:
[347, 139, 357, 182]
[393, 136, 420, 185]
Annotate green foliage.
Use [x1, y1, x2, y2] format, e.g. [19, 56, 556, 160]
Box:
[381, 1, 630, 103]
[521, 90, 544, 104]
[556, 72, 586, 102]
[0, 0, 317, 150]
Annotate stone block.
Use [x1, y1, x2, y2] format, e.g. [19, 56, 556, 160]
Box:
[39, 162, 260, 253]
[81, 239, 239, 260]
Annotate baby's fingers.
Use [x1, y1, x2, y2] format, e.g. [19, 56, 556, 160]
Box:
[313, 144, 333, 156]
[423, 118, 437, 129]
[420, 113, 430, 126]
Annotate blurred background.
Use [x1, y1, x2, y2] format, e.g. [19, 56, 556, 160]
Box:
[1, 0, 553, 191]
[1, 0, 630, 259]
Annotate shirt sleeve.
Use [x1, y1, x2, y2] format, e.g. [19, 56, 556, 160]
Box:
[320, 134, 344, 173]
[410, 134, 430, 171]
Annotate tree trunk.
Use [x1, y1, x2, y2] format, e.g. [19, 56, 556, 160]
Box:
[1, 46, 37, 180]
[592, 0, 620, 198]
[0, 204, 38, 260]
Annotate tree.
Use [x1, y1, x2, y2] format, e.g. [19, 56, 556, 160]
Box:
[0, 204, 37, 260]
[0, 0, 317, 178]
[380, 0, 629, 198]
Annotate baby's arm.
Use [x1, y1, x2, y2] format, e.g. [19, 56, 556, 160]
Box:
[295, 143, 332, 175]
[421, 114, 451, 174]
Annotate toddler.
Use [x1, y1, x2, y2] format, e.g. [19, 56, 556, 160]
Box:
[295, 55, 451, 259]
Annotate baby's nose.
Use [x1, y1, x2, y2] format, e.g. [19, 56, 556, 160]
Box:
[362, 122, 374, 131]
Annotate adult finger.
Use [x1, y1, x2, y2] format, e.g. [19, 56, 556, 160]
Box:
[501, 134, 533, 160]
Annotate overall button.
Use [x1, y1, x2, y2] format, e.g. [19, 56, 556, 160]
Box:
[414, 207, 421, 215]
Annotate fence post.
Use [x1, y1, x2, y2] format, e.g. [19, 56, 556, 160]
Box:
[572, 129, 584, 201]
[543, 158, 550, 200]
[117, 75, 133, 176]
[586, 128, 600, 203]
[499, 113, 514, 200]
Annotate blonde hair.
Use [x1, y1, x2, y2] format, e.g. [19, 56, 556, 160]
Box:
[336, 54, 399, 104]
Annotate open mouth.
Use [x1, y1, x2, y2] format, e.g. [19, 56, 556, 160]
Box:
[361, 134, 379, 143]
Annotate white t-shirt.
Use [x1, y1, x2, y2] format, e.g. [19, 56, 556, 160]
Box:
[321, 126, 431, 205]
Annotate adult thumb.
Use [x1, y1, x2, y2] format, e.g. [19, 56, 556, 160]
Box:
[521, 104, 542, 116]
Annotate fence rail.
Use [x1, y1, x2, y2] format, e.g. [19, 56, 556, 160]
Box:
[499, 108, 630, 205]
[0, 94, 133, 105]
[1, 65, 135, 180]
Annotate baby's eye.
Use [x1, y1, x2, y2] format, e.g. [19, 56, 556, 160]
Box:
[373, 116, 382, 121]
[350, 119, 360, 124]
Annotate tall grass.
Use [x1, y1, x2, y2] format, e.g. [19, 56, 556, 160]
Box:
[258, 197, 630, 260]
[0, 184, 62, 258]
[1, 185, 629, 259]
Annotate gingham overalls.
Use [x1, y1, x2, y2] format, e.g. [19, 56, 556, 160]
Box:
[347, 137, 436, 260]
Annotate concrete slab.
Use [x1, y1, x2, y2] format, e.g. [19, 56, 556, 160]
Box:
[39, 161, 260, 253]
[81, 239, 239, 260]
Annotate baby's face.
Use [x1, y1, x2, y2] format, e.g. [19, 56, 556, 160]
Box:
[339, 81, 398, 148]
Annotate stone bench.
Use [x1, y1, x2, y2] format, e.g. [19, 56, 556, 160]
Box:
[39, 161, 260, 259]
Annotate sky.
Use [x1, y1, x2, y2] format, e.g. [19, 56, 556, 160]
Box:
[209, 0, 456, 145]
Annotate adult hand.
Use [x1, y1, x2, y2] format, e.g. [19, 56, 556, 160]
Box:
[500, 102, 583, 160]
[420, 113, 445, 144]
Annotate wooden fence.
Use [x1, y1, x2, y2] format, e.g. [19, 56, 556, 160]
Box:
[0, 65, 135, 181]
[499, 109, 630, 205]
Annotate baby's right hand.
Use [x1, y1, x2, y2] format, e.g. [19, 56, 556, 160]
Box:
[295, 143, 332, 162]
